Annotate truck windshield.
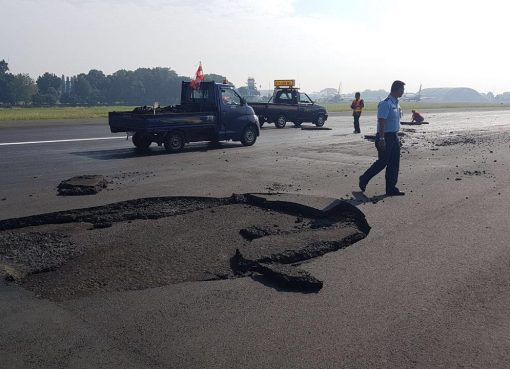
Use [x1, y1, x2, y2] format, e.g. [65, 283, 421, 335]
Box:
[299, 93, 313, 104]
[221, 88, 241, 106]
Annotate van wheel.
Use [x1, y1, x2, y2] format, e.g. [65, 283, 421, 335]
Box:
[164, 132, 184, 153]
[315, 114, 326, 127]
[275, 115, 287, 128]
[241, 125, 257, 146]
[132, 133, 151, 150]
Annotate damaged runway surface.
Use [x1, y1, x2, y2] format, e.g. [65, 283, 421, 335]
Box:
[0, 194, 369, 300]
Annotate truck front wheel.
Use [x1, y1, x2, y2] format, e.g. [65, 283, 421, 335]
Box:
[132, 133, 151, 150]
[241, 125, 257, 146]
[275, 115, 287, 129]
[315, 114, 326, 127]
[164, 132, 185, 153]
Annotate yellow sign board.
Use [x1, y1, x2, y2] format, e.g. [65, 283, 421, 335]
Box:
[274, 79, 295, 88]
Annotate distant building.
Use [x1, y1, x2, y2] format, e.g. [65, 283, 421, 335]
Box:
[311, 87, 343, 103]
[238, 77, 261, 102]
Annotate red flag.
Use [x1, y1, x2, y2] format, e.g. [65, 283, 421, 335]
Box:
[190, 63, 204, 89]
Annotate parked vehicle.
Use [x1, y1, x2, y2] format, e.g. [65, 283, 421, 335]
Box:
[109, 81, 260, 152]
[250, 80, 328, 128]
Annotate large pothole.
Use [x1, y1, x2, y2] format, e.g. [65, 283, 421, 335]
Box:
[0, 194, 370, 300]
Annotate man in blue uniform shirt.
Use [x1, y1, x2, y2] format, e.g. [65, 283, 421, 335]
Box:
[359, 80, 406, 196]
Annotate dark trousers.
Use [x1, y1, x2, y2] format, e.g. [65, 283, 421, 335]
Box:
[360, 132, 400, 193]
[353, 113, 361, 133]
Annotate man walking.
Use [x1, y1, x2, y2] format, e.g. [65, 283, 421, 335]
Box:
[350, 92, 364, 133]
[359, 80, 405, 196]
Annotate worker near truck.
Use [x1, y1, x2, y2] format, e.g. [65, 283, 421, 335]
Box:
[350, 92, 364, 133]
[358, 80, 406, 196]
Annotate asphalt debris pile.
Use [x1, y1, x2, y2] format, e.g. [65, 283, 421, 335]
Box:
[231, 194, 369, 292]
[400, 121, 429, 125]
[463, 170, 484, 176]
[108, 171, 157, 189]
[57, 175, 107, 196]
[364, 132, 406, 142]
[0, 229, 81, 281]
[264, 182, 301, 193]
[0, 194, 370, 300]
[433, 135, 478, 147]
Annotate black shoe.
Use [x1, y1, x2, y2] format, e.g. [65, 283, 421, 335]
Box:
[386, 188, 405, 196]
[359, 177, 367, 192]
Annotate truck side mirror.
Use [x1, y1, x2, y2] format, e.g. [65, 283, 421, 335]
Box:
[240, 97, 246, 106]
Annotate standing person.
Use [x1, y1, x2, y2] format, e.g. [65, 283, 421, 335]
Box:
[350, 92, 364, 133]
[359, 80, 406, 196]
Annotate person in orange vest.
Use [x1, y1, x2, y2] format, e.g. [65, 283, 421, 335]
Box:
[350, 92, 364, 133]
[411, 109, 424, 123]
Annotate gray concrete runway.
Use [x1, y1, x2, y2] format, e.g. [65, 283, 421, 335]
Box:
[1, 110, 510, 368]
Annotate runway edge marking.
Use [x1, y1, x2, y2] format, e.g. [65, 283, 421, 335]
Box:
[0, 137, 125, 146]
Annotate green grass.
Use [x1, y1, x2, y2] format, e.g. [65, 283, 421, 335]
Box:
[2, 102, 510, 121]
[323, 101, 510, 113]
[0, 106, 135, 121]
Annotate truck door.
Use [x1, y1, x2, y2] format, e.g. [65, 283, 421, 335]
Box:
[275, 90, 298, 121]
[219, 87, 245, 138]
[298, 92, 315, 122]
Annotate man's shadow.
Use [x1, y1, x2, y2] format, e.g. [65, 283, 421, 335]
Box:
[322, 192, 388, 208]
[351, 191, 388, 204]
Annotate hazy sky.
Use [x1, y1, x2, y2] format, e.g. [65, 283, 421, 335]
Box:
[1, 0, 509, 94]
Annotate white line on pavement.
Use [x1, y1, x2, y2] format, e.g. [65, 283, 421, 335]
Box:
[0, 137, 126, 146]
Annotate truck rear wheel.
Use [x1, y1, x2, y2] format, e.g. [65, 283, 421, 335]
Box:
[132, 133, 151, 150]
[275, 115, 287, 129]
[315, 114, 326, 127]
[241, 125, 257, 146]
[164, 132, 185, 153]
[258, 116, 265, 127]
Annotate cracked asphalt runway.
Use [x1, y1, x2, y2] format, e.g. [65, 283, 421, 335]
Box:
[1, 109, 510, 368]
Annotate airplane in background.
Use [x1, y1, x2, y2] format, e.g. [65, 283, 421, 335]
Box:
[402, 84, 422, 102]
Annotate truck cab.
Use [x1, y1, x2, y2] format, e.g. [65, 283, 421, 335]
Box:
[272, 88, 319, 123]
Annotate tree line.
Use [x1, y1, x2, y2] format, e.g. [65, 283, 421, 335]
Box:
[0, 60, 227, 106]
